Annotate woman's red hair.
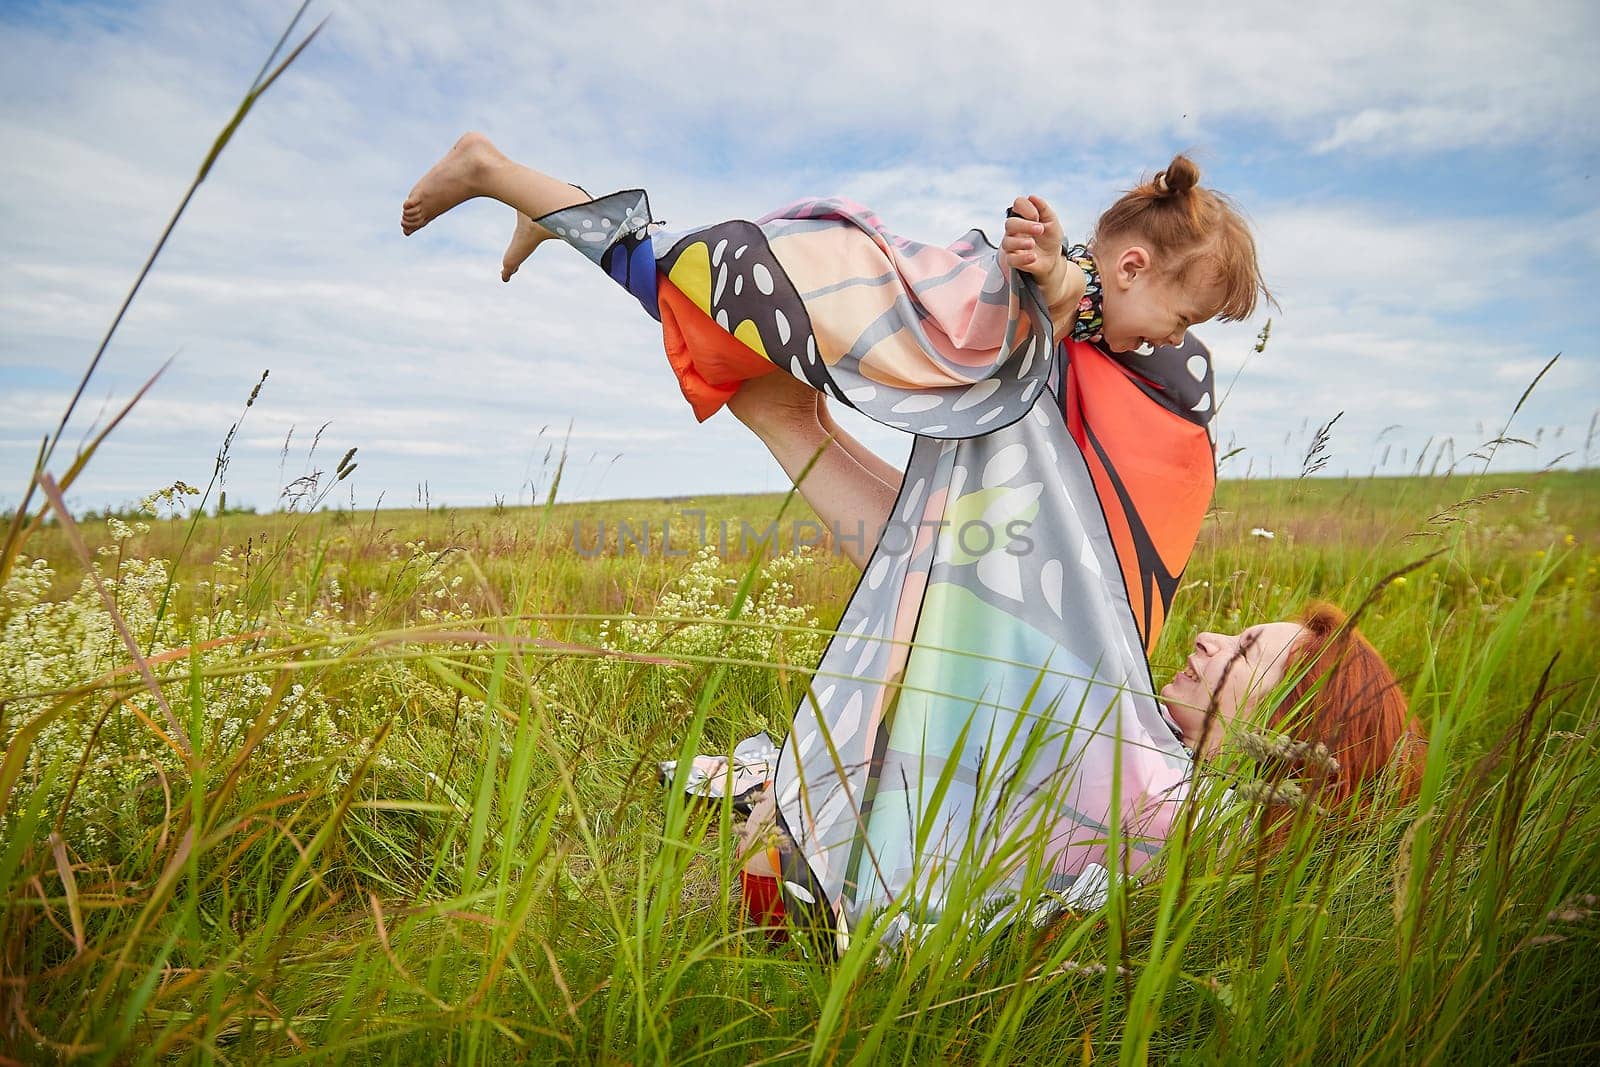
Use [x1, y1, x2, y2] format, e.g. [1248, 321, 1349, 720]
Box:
[1270, 602, 1426, 807]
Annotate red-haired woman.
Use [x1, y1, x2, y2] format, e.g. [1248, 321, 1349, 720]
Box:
[726, 345, 1427, 934]
[1162, 602, 1427, 808]
[737, 599, 1427, 932]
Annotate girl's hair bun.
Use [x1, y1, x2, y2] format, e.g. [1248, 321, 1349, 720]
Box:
[1154, 154, 1200, 198]
[1093, 149, 1272, 321]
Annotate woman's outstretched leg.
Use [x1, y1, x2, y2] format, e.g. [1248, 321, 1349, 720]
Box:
[401, 132, 590, 279]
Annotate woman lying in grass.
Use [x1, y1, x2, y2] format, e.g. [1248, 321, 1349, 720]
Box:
[400, 134, 1417, 949]
[662, 372, 1429, 932]
[729, 451, 1429, 933]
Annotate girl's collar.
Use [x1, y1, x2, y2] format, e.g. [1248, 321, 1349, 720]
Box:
[1065, 244, 1104, 345]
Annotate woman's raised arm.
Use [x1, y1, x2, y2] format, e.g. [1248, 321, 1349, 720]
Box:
[726, 372, 899, 571]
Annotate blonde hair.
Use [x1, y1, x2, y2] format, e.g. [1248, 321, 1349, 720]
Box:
[1093, 153, 1272, 321]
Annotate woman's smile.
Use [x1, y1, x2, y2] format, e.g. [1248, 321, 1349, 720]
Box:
[1161, 621, 1307, 755]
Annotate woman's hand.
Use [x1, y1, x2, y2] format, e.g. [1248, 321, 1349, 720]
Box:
[1002, 194, 1086, 336]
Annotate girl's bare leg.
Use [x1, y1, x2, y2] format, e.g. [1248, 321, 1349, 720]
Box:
[402, 136, 904, 552]
[401, 132, 590, 278]
[726, 373, 897, 571]
[501, 213, 549, 282]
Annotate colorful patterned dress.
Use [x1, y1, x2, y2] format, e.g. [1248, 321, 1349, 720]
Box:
[538, 190, 1218, 951]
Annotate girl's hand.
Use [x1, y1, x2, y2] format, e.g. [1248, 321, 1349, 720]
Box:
[1002, 194, 1086, 334]
[1001, 195, 1065, 277]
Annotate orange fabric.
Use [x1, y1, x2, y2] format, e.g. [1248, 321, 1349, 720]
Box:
[739, 870, 788, 937]
[658, 274, 778, 422]
[1063, 341, 1214, 654]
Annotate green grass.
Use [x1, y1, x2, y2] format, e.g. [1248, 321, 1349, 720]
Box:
[4, 22, 1597, 1058]
[3, 469, 1597, 1063]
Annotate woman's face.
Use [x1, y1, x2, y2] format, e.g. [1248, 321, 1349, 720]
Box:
[1160, 621, 1306, 756]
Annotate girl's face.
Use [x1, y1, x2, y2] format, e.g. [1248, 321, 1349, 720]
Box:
[1098, 244, 1226, 354]
[1160, 622, 1305, 756]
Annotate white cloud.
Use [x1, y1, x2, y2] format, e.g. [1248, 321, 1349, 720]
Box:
[1313, 107, 1517, 155]
[1198, 198, 1597, 478]
[315, 0, 1599, 156]
[2, 0, 1597, 512]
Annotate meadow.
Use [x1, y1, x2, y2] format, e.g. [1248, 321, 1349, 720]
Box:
[2, 465, 1597, 1063]
[4, 22, 1598, 1060]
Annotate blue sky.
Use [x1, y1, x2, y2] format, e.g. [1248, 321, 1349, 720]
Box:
[2, 0, 1597, 513]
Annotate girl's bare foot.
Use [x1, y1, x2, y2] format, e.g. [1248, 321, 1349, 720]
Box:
[401, 131, 502, 236]
[501, 210, 553, 282]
